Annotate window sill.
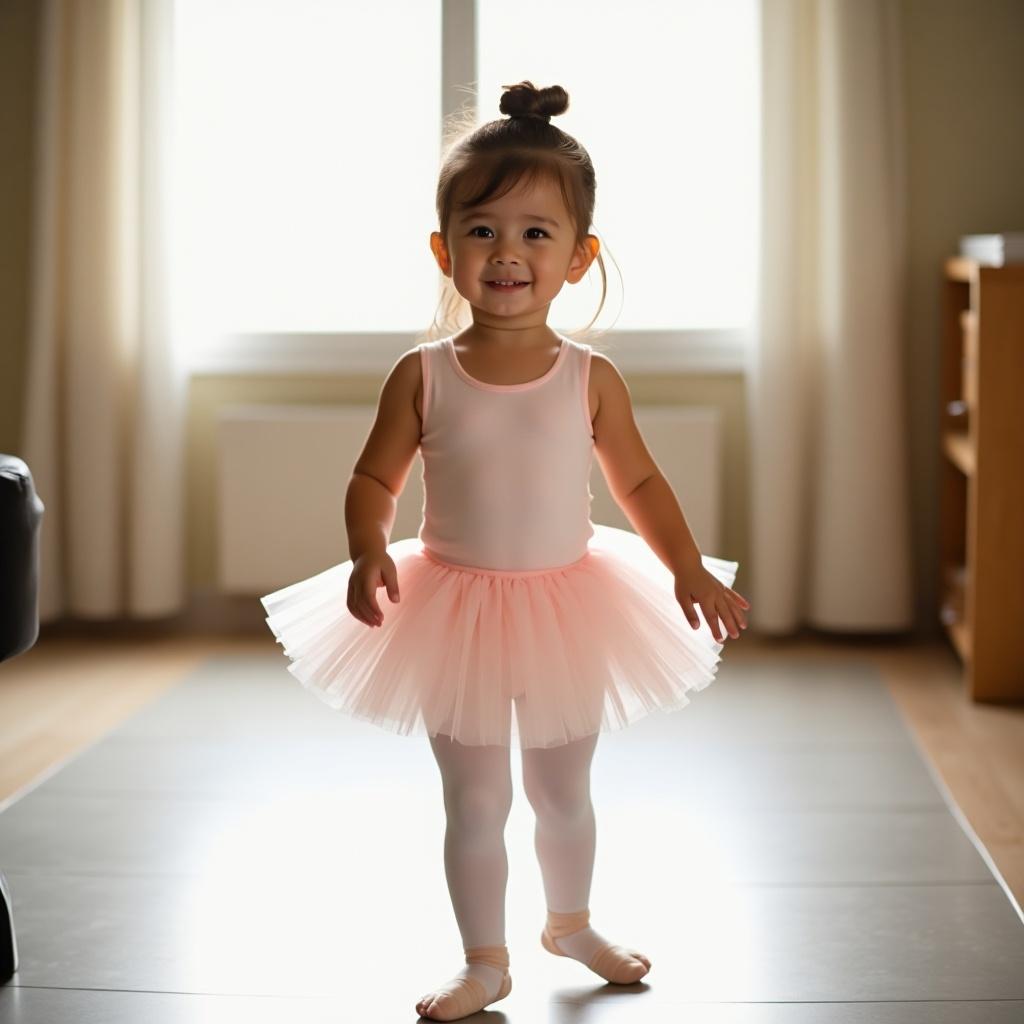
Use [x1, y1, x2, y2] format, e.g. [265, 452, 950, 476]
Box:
[184, 328, 750, 377]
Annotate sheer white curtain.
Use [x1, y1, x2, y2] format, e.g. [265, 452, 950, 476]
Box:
[22, 0, 186, 622]
[748, 0, 913, 633]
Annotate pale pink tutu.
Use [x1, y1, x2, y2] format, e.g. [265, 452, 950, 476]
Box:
[260, 523, 739, 750]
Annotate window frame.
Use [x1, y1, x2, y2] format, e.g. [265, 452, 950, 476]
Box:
[187, 0, 751, 378]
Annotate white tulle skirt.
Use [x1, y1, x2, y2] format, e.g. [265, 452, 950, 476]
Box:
[260, 523, 739, 750]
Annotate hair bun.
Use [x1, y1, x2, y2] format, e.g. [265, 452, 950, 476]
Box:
[498, 80, 569, 123]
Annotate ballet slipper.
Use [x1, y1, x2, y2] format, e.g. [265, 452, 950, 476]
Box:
[416, 944, 512, 1021]
[541, 908, 651, 984]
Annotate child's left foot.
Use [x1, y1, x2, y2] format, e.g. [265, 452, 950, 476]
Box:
[541, 908, 651, 984]
[415, 944, 512, 1020]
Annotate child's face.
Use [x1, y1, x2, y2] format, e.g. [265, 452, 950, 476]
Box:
[430, 174, 598, 326]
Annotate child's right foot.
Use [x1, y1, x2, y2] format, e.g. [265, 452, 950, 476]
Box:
[542, 908, 651, 984]
[415, 944, 512, 1021]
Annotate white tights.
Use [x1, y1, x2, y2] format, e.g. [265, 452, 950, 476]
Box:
[428, 722, 600, 949]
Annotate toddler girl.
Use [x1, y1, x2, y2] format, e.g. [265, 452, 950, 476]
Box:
[261, 80, 749, 1021]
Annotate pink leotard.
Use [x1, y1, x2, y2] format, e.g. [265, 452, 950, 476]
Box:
[417, 334, 596, 572]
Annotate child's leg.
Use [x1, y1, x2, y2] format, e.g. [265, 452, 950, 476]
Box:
[521, 730, 600, 911]
[415, 732, 513, 1020]
[429, 732, 513, 946]
[522, 730, 651, 983]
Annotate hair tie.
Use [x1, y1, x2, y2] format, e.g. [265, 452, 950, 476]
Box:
[511, 111, 551, 124]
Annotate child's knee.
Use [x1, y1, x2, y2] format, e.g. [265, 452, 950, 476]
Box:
[444, 782, 513, 831]
[522, 773, 591, 822]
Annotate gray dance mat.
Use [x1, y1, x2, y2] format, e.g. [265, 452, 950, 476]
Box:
[1, 653, 1023, 1022]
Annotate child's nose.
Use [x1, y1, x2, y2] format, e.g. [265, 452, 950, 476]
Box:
[492, 244, 523, 263]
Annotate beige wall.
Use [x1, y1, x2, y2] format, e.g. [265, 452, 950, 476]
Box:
[4, 0, 1023, 635]
[900, 0, 1024, 636]
[0, 1, 38, 451]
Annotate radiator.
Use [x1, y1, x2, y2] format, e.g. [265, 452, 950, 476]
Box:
[217, 404, 725, 594]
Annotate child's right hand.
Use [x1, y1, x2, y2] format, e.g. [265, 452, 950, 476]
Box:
[347, 551, 401, 628]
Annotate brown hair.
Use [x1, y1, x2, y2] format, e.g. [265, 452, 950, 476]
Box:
[420, 81, 617, 345]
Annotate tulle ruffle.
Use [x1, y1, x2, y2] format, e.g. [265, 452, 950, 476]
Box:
[260, 523, 739, 749]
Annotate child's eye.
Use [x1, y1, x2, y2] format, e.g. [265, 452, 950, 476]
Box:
[525, 227, 549, 239]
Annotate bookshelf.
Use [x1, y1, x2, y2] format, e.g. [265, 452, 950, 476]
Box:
[938, 257, 1024, 700]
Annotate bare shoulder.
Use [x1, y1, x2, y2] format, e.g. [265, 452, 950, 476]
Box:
[588, 350, 631, 421]
[388, 346, 424, 384]
[586, 350, 658, 502]
[350, 348, 423, 497]
[379, 347, 425, 423]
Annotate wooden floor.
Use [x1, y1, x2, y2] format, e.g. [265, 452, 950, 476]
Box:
[2, 628, 1022, 917]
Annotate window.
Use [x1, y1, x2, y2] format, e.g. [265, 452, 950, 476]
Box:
[478, 0, 759, 334]
[172, 0, 756, 373]
[172, 0, 442, 368]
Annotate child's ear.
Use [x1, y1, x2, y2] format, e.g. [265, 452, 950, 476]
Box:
[566, 234, 600, 284]
[430, 231, 451, 275]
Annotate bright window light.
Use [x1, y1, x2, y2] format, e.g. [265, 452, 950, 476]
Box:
[172, 0, 442, 362]
[170, 0, 756, 365]
[478, 0, 759, 331]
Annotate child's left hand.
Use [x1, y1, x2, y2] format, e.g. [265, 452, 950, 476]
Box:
[674, 562, 750, 642]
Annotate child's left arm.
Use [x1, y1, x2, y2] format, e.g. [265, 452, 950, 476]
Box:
[590, 354, 750, 641]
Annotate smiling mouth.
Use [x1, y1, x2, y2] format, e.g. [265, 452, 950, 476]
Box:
[485, 281, 530, 290]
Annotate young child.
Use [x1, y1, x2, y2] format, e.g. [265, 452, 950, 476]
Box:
[260, 80, 750, 1022]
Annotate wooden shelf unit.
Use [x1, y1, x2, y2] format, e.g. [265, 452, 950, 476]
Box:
[938, 257, 1024, 700]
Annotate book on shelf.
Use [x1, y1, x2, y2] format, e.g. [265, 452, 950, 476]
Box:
[958, 232, 1024, 266]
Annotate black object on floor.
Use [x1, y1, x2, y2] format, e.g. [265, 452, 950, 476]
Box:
[0, 453, 46, 985]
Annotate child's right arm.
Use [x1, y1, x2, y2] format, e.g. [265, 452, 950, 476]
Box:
[344, 348, 423, 627]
